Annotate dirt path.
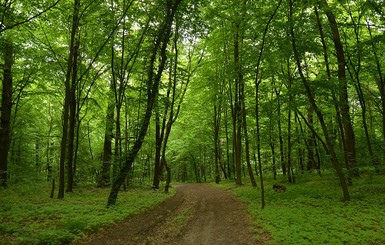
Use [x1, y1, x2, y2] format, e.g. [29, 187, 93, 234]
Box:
[75, 184, 271, 245]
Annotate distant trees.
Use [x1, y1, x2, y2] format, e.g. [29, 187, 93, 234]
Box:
[168, 0, 385, 203]
[1, 0, 385, 205]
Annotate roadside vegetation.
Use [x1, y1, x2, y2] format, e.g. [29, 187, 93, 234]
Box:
[0, 182, 174, 245]
[221, 171, 385, 244]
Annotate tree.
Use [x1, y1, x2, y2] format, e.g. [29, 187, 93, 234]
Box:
[98, 83, 115, 187]
[319, 0, 358, 182]
[107, 0, 182, 206]
[289, 0, 350, 201]
[253, 0, 283, 208]
[58, 0, 81, 199]
[0, 36, 13, 188]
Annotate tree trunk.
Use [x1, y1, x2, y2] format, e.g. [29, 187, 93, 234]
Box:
[320, 0, 357, 181]
[289, 0, 350, 201]
[346, 15, 379, 169]
[241, 77, 256, 187]
[66, 37, 79, 193]
[164, 165, 171, 193]
[224, 107, 231, 179]
[98, 86, 115, 187]
[113, 102, 122, 181]
[0, 38, 13, 188]
[107, 0, 181, 206]
[58, 0, 80, 199]
[256, 83, 265, 207]
[307, 105, 316, 171]
[152, 110, 162, 189]
[214, 104, 221, 184]
[191, 154, 200, 183]
[276, 89, 286, 175]
[233, 23, 243, 186]
[366, 22, 384, 167]
[287, 58, 293, 183]
[314, 6, 347, 171]
[254, 2, 282, 206]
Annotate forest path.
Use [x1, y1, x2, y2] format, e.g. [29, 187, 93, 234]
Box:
[75, 184, 271, 245]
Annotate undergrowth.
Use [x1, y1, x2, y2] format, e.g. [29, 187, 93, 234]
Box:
[0, 181, 175, 245]
[219, 172, 385, 244]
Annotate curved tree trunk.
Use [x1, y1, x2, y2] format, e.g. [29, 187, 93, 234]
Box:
[320, 0, 357, 182]
[107, 0, 182, 206]
[289, 0, 350, 201]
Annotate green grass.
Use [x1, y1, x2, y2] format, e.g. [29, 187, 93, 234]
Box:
[218, 173, 385, 245]
[0, 181, 175, 245]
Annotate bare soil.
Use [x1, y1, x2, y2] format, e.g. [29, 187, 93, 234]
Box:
[74, 184, 272, 245]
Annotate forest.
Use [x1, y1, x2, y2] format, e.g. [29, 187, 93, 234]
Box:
[1, 0, 385, 244]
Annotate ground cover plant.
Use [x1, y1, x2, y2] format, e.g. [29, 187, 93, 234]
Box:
[0, 181, 175, 245]
[222, 172, 385, 244]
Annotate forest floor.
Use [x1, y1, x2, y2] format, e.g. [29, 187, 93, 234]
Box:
[74, 184, 272, 245]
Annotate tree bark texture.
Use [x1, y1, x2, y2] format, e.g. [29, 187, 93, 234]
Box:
[0, 38, 13, 188]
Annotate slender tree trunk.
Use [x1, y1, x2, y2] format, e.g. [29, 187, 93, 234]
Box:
[191, 154, 200, 183]
[107, 0, 181, 206]
[153, 110, 162, 189]
[346, 15, 379, 169]
[287, 105, 293, 182]
[287, 59, 293, 183]
[289, 0, 350, 201]
[241, 79, 256, 187]
[98, 86, 115, 187]
[233, 24, 243, 186]
[214, 104, 221, 184]
[269, 81, 277, 180]
[314, 6, 347, 170]
[0, 38, 13, 188]
[228, 73, 237, 180]
[161, 25, 190, 191]
[73, 114, 81, 181]
[276, 89, 286, 175]
[307, 105, 316, 171]
[256, 83, 265, 207]
[114, 103, 122, 181]
[367, 23, 385, 145]
[224, 107, 231, 179]
[58, 0, 80, 199]
[47, 104, 54, 181]
[253, 0, 281, 208]
[152, 33, 174, 189]
[66, 37, 79, 193]
[320, 0, 357, 181]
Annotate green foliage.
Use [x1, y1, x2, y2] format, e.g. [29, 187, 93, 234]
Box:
[224, 174, 385, 244]
[0, 182, 175, 244]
